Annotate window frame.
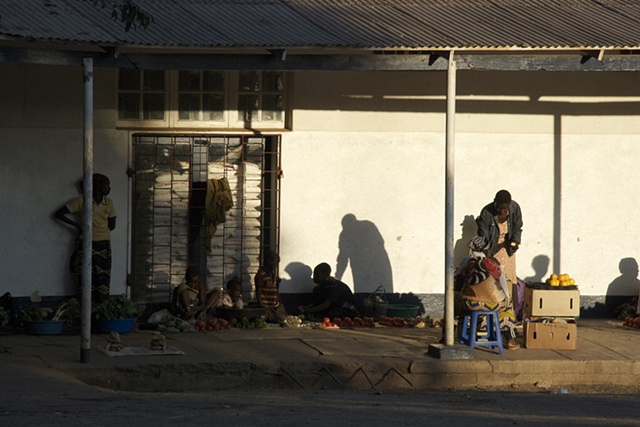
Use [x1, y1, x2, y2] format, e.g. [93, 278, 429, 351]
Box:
[117, 70, 289, 130]
[117, 70, 170, 128]
[231, 71, 286, 128]
[171, 70, 229, 128]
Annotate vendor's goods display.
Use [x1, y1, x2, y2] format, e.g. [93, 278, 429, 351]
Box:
[386, 304, 420, 319]
[194, 316, 231, 332]
[332, 316, 376, 328]
[523, 274, 579, 350]
[544, 273, 576, 287]
[623, 317, 640, 329]
[363, 286, 389, 320]
[282, 314, 435, 329]
[229, 316, 268, 329]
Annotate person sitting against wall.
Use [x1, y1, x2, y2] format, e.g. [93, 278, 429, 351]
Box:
[220, 276, 244, 309]
[298, 262, 359, 321]
[254, 250, 288, 322]
[172, 267, 220, 321]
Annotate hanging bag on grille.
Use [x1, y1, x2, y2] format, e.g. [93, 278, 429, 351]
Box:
[363, 286, 388, 320]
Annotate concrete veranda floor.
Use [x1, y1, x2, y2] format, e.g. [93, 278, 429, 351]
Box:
[1, 318, 639, 394]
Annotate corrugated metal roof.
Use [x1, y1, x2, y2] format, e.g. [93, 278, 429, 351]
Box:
[1, 0, 640, 50]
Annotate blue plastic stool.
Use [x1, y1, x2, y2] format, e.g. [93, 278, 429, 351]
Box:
[459, 311, 504, 355]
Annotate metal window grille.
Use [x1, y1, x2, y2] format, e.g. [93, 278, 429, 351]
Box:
[131, 135, 280, 305]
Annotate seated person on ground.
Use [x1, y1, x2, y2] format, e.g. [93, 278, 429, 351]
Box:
[220, 277, 244, 308]
[298, 262, 359, 321]
[172, 267, 220, 320]
[255, 250, 288, 322]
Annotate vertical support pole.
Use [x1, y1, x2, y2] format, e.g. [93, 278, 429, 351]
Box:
[444, 51, 457, 346]
[81, 58, 94, 363]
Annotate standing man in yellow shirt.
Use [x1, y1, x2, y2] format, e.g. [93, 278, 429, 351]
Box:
[55, 174, 116, 303]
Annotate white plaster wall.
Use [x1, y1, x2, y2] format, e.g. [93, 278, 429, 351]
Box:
[278, 131, 444, 295]
[0, 63, 125, 298]
[280, 70, 640, 298]
[279, 126, 640, 298]
[560, 131, 640, 296]
[0, 128, 129, 297]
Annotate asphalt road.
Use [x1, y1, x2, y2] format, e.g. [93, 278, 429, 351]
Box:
[3, 362, 640, 427]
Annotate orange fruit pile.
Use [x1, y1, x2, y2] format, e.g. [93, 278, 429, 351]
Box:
[545, 273, 576, 287]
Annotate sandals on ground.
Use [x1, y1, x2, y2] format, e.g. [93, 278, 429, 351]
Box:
[506, 339, 520, 350]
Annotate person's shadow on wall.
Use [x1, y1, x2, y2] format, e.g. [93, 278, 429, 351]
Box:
[335, 214, 393, 294]
[523, 255, 550, 283]
[279, 262, 314, 314]
[605, 257, 640, 317]
[453, 215, 477, 268]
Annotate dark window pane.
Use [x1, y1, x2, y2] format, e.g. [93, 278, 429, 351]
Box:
[178, 94, 201, 120]
[174, 144, 191, 162]
[118, 93, 140, 119]
[178, 71, 201, 92]
[239, 71, 259, 92]
[119, 69, 140, 90]
[143, 94, 165, 120]
[261, 95, 283, 121]
[155, 146, 172, 168]
[238, 94, 259, 122]
[262, 71, 283, 92]
[203, 94, 224, 121]
[144, 70, 165, 91]
[203, 71, 224, 91]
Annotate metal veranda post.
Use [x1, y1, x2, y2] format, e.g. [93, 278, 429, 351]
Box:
[444, 51, 457, 346]
[81, 58, 94, 363]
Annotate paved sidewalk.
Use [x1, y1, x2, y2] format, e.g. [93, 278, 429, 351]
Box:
[1, 319, 639, 393]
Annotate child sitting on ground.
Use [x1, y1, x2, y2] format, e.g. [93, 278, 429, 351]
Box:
[172, 267, 220, 320]
[220, 277, 244, 308]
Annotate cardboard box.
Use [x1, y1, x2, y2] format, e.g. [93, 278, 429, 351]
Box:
[523, 287, 580, 317]
[524, 320, 577, 350]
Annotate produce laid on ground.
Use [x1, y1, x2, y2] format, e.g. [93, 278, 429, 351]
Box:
[331, 316, 375, 328]
[193, 316, 231, 332]
[149, 331, 167, 350]
[623, 317, 640, 329]
[282, 315, 313, 329]
[229, 316, 268, 329]
[19, 298, 80, 324]
[282, 314, 441, 329]
[104, 331, 123, 352]
[187, 313, 442, 332]
[192, 315, 267, 332]
[156, 317, 194, 333]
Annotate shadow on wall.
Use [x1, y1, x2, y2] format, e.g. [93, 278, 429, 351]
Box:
[335, 214, 393, 294]
[279, 262, 314, 313]
[523, 255, 550, 283]
[278, 259, 428, 316]
[603, 258, 640, 317]
[453, 215, 477, 268]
